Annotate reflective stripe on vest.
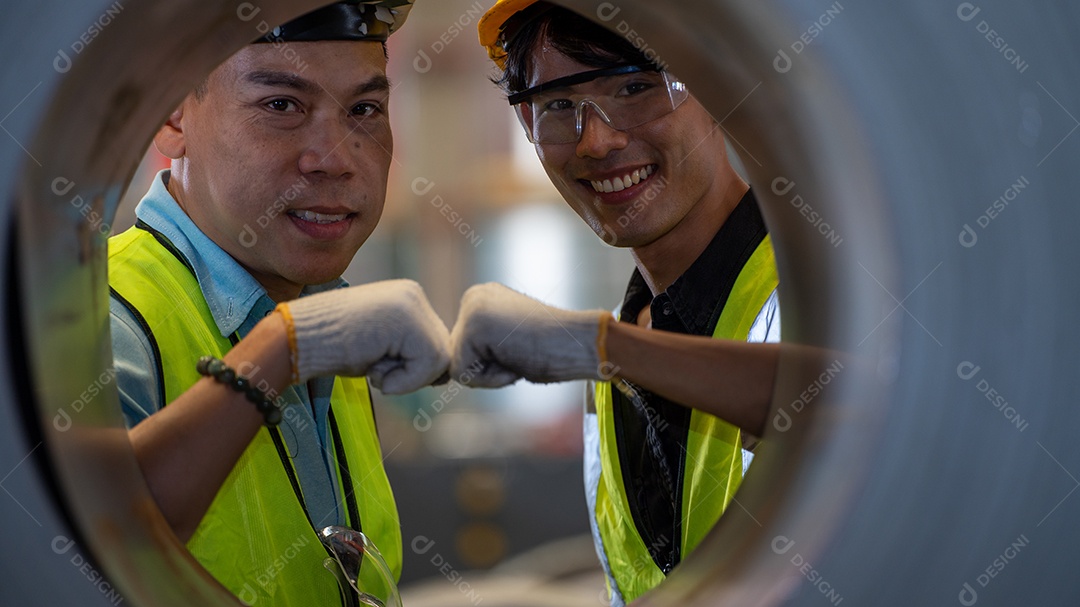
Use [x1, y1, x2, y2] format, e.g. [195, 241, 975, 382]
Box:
[593, 235, 778, 603]
[108, 226, 401, 606]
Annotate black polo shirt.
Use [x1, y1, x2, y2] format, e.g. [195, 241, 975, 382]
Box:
[611, 188, 768, 574]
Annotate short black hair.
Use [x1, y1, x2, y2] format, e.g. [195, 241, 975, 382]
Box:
[494, 2, 654, 95]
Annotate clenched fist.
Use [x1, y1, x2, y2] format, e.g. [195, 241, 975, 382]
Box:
[449, 282, 613, 387]
[277, 279, 450, 394]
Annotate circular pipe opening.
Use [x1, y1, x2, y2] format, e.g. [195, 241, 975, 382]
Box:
[11, 0, 902, 604]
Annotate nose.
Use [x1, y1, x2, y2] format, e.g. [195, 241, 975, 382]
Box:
[575, 102, 629, 159]
[297, 112, 360, 178]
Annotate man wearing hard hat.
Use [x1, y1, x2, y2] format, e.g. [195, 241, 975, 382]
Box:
[109, 2, 449, 604]
[450, 1, 781, 604]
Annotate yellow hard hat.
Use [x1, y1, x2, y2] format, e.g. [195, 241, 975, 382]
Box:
[477, 0, 544, 69]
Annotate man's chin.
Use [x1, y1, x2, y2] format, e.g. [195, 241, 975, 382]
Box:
[285, 259, 353, 289]
[295, 242, 367, 281]
[297, 270, 349, 289]
[592, 224, 654, 249]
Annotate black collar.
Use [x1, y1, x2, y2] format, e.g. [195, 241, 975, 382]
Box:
[619, 188, 768, 336]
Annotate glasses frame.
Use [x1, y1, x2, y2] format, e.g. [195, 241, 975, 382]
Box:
[320, 525, 402, 607]
[507, 63, 689, 144]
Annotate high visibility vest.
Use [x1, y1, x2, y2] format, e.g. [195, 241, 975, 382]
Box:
[593, 235, 778, 603]
[109, 226, 401, 606]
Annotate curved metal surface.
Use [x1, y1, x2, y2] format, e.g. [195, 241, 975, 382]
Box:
[1, 0, 1078, 606]
[1, 0, 327, 604]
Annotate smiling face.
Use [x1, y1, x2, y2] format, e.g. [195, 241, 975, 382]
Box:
[527, 44, 742, 250]
[156, 41, 393, 302]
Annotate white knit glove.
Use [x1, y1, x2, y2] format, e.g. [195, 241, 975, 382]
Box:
[276, 279, 450, 394]
[449, 282, 614, 387]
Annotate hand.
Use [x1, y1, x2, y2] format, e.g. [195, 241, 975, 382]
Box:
[277, 279, 450, 394]
[449, 282, 613, 387]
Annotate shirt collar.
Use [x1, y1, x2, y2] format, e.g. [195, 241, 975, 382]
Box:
[134, 170, 345, 337]
[620, 188, 768, 336]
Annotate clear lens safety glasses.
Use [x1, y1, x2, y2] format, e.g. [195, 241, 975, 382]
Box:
[508, 63, 689, 145]
[320, 526, 401, 607]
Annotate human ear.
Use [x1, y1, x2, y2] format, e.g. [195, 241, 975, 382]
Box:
[152, 101, 188, 159]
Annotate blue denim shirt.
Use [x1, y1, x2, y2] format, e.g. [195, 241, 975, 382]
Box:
[111, 170, 349, 527]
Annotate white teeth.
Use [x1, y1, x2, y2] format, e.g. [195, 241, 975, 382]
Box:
[290, 209, 348, 223]
[590, 165, 656, 193]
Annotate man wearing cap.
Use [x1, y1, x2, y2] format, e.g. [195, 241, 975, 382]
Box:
[108, 2, 442, 604]
[450, 2, 781, 604]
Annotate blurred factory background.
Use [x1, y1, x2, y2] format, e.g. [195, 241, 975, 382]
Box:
[111, 0, 635, 602]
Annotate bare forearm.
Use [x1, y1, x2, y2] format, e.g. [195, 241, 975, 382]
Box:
[605, 320, 779, 437]
[128, 312, 293, 542]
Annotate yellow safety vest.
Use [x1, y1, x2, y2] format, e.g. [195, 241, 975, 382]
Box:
[594, 235, 777, 602]
[109, 226, 401, 606]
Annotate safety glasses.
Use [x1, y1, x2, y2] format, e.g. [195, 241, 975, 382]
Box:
[320, 526, 401, 607]
[508, 63, 689, 145]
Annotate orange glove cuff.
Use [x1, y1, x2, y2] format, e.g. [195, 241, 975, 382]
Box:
[596, 311, 613, 368]
[274, 303, 299, 385]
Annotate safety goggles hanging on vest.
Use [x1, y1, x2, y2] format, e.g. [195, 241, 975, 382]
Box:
[508, 63, 690, 145]
[321, 526, 401, 607]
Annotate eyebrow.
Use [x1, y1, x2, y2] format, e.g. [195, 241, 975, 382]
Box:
[244, 70, 392, 99]
[351, 75, 392, 98]
[245, 70, 319, 95]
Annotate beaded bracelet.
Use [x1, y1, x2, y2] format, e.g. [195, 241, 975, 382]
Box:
[196, 356, 283, 426]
